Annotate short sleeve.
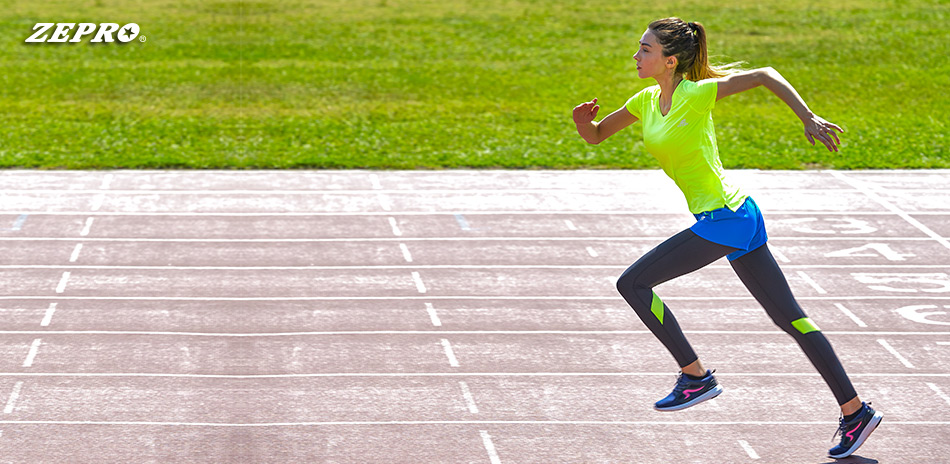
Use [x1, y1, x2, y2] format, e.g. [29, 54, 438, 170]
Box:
[689, 79, 718, 113]
[624, 87, 650, 120]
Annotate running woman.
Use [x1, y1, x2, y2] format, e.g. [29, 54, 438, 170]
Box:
[572, 18, 881, 459]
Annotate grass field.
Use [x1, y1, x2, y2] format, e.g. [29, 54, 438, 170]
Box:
[0, 0, 947, 169]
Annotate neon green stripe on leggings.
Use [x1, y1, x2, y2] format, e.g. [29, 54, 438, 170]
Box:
[791, 317, 820, 334]
[651, 292, 664, 325]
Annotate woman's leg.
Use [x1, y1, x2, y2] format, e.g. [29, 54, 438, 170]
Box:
[729, 243, 860, 410]
[616, 229, 737, 371]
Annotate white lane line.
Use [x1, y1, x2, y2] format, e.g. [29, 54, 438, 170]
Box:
[459, 381, 479, 413]
[926, 382, 950, 407]
[22, 339, 41, 367]
[0, 210, 929, 217]
[938, 342, 950, 346]
[830, 171, 950, 251]
[387, 217, 402, 236]
[877, 339, 915, 368]
[411, 271, 427, 293]
[99, 173, 114, 190]
[68, 243, 83, 263]
[564, 220, 577, 231]
[369, 174, 382, 190]
[7, 295, 950, 302]
[738, 440, 760, 459]
[441, 338, 460, 367]
[0, 329, 945, 337]
[399, 243, 413, 263]
[0, 419, 943, 426]
[3, 263, 949, 271]
[480, 430, 502, 464]
[833, 303, 868, 328]
[79, 217, 94, 237]
[377, 195, 393, 211]
[586, 246, 599, 258]
[770, 247, 791, 263]
[0, 236, 939, 243]
[3, 381, 23, 414]
[796, 271, 827, 294]
[40, 303, 57, 327]
[424, 302, 442, 327]
[0, 372, 947, 379]
[55, 272, 71, 294]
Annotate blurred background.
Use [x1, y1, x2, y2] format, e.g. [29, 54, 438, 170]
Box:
[0, 0, 946, 169]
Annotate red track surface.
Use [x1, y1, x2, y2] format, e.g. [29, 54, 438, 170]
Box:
[1, 170, 949, 462]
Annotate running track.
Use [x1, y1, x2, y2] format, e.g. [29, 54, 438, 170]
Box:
[1, 169, 949, 463]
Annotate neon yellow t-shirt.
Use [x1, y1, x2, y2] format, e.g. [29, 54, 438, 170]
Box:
[625, 79, 747, 214]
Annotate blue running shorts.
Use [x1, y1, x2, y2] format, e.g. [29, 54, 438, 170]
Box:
[689, 196, 768, 261]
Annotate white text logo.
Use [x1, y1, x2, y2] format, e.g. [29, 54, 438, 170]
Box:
[25, 23, 142, 43]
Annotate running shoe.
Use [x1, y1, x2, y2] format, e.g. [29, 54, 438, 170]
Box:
[654, 369, 722, 411]
[828, 402, 883, 459]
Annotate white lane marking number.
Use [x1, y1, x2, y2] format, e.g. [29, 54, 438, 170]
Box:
[896, 305, 950, 326]
[784, 217, 877, 235]
[853, 273, 950, 293]
[825, 243, 914, 262]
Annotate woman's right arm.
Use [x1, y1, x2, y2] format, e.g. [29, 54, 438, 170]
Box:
[573, 98, 639, 145]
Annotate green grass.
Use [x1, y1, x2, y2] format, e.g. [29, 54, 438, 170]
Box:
[0, 0, 947, 169]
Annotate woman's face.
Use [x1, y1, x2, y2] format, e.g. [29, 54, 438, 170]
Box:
[633, 29, 672, 80]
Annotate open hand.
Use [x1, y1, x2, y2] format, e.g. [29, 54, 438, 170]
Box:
[803, 114, 844, 152]
[573, 98, 600, 125]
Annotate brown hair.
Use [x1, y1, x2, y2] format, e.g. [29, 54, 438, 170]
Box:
[648, 17, 742, 81]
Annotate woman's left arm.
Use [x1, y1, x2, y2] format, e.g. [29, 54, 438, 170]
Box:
[715, 67, 844, 152]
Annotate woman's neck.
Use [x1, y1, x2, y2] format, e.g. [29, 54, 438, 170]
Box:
[657, 74, 684, 100]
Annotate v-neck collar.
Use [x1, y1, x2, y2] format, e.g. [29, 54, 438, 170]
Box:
[658, 79, 685, 118]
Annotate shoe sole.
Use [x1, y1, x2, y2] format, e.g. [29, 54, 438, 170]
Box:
[828, 410, 883, 459]
[654, 384, 723, 412]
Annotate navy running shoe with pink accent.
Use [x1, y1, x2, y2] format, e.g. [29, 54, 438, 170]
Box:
[654, 369, 722, 411]
[829, 402, 883, 459]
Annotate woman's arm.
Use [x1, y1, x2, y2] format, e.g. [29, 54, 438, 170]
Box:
[573, 98, 639, 145]
[715, 67, 844, 152]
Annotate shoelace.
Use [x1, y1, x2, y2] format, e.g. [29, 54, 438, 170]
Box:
[672, 369, 715, 394]
[832, 402, 871, 442]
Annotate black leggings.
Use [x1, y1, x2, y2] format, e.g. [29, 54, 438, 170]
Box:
[616, 229, 857, 406]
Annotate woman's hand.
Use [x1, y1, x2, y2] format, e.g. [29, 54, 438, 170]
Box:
[573, 98, 600, 126]
[803, 114, 844, 152]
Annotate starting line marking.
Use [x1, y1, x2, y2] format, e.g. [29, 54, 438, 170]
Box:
[833, 303, 868, 328]
[877, 339, 916, 369]
[926, 382, 950, 407]
[796, 271, 827, 294]
[40, 303, 57, 327]
[55, 272, 71, 294]
[737, 440, 760, 459]
[459, 381, 479, 414]
[3, 382, 23, 414]
[441, 339, 460, 367]
[399, 243, 413, 263]
[424, 303, 442, 327]
[79, 218, 94, 237]
[411, 272, 427, 294]
[22, 339, 41, 368]
[387, 217, 402, 236]
[480, 430, 502, 464]
[68, 244, 83, 263]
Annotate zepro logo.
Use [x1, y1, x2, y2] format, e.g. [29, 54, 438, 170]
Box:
[25, 23, 145, 43]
